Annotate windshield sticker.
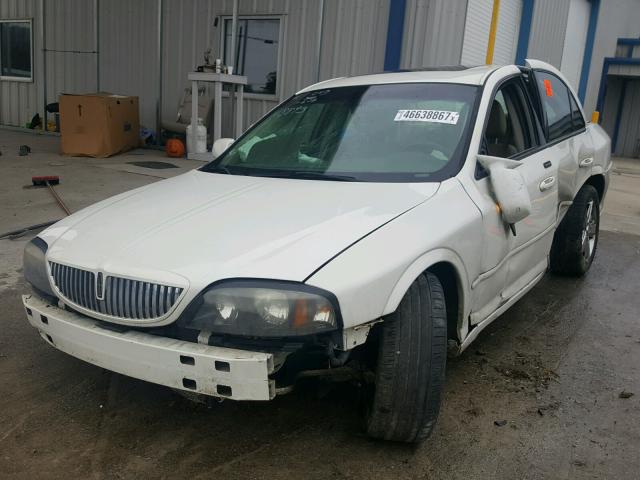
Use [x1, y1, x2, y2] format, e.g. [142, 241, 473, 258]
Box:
[394, 109, 460, 125]
[279, 105, 308, 116]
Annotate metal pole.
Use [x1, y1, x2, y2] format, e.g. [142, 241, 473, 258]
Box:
[156, 0, 164, 142]
[485, 0, 501, 65]
[40, 0, 47, 125]
[95, 0, 100, 91]
[229, 0, 238, 68]
[316, 0, 325, 82]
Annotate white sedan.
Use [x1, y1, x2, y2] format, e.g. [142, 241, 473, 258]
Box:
[23, 60, 610, 443]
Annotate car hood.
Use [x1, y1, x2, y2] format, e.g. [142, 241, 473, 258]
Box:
[42, 170, 439, 289]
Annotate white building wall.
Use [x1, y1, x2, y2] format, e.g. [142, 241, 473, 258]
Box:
[559, 0, 590, 91]
[492, 0, 521, 65]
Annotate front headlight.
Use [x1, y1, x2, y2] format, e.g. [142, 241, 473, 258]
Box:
[23, 237, 55, 298]
[181, 281, 340, 337]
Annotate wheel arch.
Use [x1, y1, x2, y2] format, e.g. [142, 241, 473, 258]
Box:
[583, 173, 606, 203]
[382, 249, 470, 344]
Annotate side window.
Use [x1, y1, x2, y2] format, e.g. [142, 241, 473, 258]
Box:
[483, 81, 538, 158]
[570, 94, 586, 130]
[222, 18, 281, 95]
[535, 72, 578, 141]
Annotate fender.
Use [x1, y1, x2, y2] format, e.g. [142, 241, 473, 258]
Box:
[382, 247, 471, 341]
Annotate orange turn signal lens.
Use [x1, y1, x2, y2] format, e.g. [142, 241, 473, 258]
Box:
[293, 299, 309, 328]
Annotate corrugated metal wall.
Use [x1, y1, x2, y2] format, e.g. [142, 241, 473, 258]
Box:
[0, 0, 42, 127]
[99, 0, 159, 128]
[44, 0, 97, 105]
[527, 0, 570, 68]
[615, 80, 640, 157]
[4, 0, 640, 138]
[318, 0, 389, 79]
[401, 0, 467, 68]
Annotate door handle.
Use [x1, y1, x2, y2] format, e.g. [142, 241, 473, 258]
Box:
[579, 157, 594, 167]
[539, 176, 556, 191]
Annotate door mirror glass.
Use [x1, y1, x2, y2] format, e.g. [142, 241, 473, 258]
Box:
[212, 138, 235, 158]
[477, 154, 532, 225]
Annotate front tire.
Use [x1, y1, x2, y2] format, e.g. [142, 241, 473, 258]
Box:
[365, 272, 447, 443]
[550, 184, 600, 276]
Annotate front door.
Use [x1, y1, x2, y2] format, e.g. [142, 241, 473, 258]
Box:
[478, 77, 559, 313]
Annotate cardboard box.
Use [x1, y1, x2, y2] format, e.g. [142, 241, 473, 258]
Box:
[60, 93, 140, 157]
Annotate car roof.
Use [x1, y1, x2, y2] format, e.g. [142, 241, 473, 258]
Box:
[297, 65, 502, 94]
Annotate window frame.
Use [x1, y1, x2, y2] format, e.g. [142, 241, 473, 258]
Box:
[0, 18, 34, 82]
[219, 15, 284, 100]
[531, 69, 586, 145]
[480, 75, 542, 160]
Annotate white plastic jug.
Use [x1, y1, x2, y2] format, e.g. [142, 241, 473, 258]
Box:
[187, 118, 207, 154]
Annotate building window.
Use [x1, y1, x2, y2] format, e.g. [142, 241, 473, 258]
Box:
[223, 18, 280, 95]
[0, 19, 33, 81]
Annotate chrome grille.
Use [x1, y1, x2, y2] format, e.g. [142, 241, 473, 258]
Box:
[49, 262, 183, 320]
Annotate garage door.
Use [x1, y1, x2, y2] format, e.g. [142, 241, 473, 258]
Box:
[560, 0, 591, 90]
[461, 0, 522, 65]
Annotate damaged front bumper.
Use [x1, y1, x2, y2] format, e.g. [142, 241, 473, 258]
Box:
[22, 294, 276, 401]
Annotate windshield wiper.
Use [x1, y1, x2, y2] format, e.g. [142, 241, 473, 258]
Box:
[206, 166, 233, 175]
[289, 171, 357, 182]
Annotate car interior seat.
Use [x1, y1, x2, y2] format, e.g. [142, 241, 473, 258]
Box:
[485, 100, 517, 158]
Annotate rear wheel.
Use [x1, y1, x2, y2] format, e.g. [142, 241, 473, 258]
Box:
[364, 272, 447, 443]
[550, 184, 600, 276]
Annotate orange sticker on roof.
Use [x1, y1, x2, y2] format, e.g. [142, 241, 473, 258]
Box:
[543, 79, 553, 97]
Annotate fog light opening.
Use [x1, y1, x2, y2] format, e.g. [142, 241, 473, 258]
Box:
[180, 355, 195, 366]
[216, 384, 232, 397]
[182, 378, 197, 390]
[214, 361, 230, 372]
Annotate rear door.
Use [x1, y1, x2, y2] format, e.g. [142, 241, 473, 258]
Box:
[528, 69, 594, 216]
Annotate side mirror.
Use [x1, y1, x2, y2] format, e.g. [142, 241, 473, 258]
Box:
[212, 138, 234, 158]
[477, 154, 532, 230]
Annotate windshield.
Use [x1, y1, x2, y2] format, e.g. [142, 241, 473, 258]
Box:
[203, 83, 479, 182]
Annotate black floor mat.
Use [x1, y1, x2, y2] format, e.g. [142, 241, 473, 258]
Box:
[127, 161, 179, 169]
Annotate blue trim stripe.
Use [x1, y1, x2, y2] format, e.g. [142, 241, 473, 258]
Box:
[384, 0, 407, 71]
[578, 0, 600, 103]
[515, 0, 535, 65]
[595, 56, 640, 113]
[617, 38, 640, 46]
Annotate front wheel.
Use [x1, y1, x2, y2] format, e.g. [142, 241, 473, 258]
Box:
[550, 184, 600, 276]
[364, 272, 447, 443]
